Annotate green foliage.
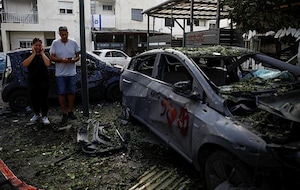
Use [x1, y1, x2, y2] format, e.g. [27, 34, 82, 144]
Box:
[175, 45, 254, 57]
[221, 0, 300, 32]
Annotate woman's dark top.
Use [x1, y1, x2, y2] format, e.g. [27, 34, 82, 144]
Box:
[27, 54, 49, 82]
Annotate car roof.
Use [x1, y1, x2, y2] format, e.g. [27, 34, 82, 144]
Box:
[93, 49, 128, 54]
[136, 45, 300, 76]
[93, 49, 124, 52]
[172, 46, 255, 58]
[140, 45, 254, 57]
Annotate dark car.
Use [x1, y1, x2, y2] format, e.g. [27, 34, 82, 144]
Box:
[0, 53, 6, 78]
[1, 48, 121, 112]
[120, 45, 300, 189]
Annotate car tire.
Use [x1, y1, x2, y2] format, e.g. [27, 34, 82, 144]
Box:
[106, 82, 122, 102]
[205, 150, 256, 190]
[8, 89, 30, 112]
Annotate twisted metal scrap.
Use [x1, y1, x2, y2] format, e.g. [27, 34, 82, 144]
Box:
[77, 120, 126, 155]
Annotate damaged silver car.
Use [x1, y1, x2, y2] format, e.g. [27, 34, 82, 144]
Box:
[120, 45, 300, 189]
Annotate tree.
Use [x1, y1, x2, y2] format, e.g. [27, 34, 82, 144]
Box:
[222, 0, 300, 33]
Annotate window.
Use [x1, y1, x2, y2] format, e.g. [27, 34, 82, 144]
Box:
[19, 40, 32, 48]
[165, 18, 174, 27]
[187, 19, 206, 26]
[105, 52, 112, 57]
[160, 55, 191, 85]
[46, 39, 54, 47]
[59, 1, 73, 14]
[103, 5, 112, 11]
[31, 0, 37, 12]
[194, 19, 199, 26]
[90, 1, 96, 14]
[112, 51, 126, 58]
[130, 54, 156, 77]
[209, 23, 216, 29]
[131, 8, 143, 22]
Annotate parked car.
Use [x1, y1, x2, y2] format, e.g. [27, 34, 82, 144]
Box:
[0, 53, 6, 78]
[1, 48, 122, 112]
[120, 45, 300, 189]
[92, 49, 131, 68]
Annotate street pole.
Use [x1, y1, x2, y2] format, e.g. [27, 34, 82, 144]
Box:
[79, 0, 89, 117]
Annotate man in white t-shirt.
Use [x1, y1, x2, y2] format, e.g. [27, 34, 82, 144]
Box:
[50, 26, 80, 123]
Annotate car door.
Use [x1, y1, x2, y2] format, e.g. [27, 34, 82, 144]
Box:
[147, 53, 200, 156]
[121, 53, 157, 124]
[111, 51, 129, 66]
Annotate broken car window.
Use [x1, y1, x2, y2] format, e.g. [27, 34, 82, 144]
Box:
[130, 54, 156, 77]
[159, 54, 192, 85]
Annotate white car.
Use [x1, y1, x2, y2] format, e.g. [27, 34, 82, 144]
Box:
[92, 49, 131, 67]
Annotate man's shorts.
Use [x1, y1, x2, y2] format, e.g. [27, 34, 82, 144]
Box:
[56, 76, 76, 94]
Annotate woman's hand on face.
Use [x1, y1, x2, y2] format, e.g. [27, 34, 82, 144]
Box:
[32, 46, 36, 54]
[41, 46, 45, 53]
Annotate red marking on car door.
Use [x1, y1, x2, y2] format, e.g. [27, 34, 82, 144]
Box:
[161, 98, 177, 126]
[178, 107, 189, 135]
[161, 98, 189, 135]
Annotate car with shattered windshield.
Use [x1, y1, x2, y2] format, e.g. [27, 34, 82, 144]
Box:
[120, 45, 300, 189]
[1, 48, 121, 112]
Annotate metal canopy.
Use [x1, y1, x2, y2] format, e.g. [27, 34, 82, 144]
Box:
[143, 0, 231, 20]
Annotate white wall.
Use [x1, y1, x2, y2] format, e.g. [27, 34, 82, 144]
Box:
[1, 0, 93, 52]
[115, 0, 156, 30]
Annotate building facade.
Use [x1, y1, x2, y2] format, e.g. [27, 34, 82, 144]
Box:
[0, 0, 227, 54]
[0, 0, 92, 52]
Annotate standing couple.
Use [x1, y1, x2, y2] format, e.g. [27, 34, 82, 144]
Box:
[23, 26, 80, 125]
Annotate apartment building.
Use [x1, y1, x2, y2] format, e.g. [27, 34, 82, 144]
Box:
[0, 0, 226, 54]
[91, 0, 164, 54]
[91, 0, 221, 54]
[0, 0, 92, 52]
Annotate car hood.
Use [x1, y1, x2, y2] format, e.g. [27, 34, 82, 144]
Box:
[219, 68, 300, 123]
[219, 73, 300, 144]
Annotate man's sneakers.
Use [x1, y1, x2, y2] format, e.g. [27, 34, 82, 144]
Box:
[62, 113, 68, 123]
[68, 112, 77, 120]
[29, 114, 50, 125]
[61, 112, 77, 123]
[42, 116, 50, 125]
[31, 112, 77, 124]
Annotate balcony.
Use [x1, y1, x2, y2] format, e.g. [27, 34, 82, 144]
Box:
[0, 11, 38, 24]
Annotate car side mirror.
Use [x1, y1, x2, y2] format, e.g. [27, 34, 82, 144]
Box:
[172, 81, 201, 100]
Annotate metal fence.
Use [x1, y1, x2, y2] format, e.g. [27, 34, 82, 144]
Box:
[0, 12, 38, 24]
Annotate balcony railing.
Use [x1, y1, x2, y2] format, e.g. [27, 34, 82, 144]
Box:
[0, 11, 38, 24]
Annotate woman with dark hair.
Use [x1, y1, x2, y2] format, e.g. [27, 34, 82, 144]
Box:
[23, 38, 51, 125]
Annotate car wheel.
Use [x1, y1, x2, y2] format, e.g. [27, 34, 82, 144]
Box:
[106, 82, 122, 101]
[8, 89, 30, 112]
[205, 150, 255, 190]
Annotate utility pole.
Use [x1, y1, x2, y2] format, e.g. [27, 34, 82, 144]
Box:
[79, 0, 89, 117]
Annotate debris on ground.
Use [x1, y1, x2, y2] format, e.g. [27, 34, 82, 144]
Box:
[77, 119, 128, 155]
